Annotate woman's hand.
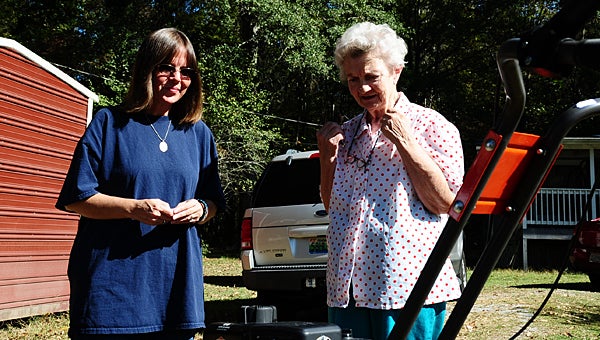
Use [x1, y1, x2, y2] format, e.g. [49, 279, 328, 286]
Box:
[65, 194, 217, 225]
[381, 108, 413, 148]
[380, 109, 456, 215]
[172, 199, 212, 225]
[130, 198, 174, 225]
[317, 122, 344, 160]
[316, 122, 344, 211]
[65, 194, 175, 225]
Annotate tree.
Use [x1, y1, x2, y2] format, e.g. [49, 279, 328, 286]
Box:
[1, 0, 598, 252]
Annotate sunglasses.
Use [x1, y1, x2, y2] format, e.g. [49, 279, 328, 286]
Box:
[155, 64, 196, 80]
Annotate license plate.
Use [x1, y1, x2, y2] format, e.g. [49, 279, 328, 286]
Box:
[309, 237, 327, 254]
[590, 252, 600, 263]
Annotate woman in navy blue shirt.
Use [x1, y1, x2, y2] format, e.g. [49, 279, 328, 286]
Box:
[56, 28, 225, 340]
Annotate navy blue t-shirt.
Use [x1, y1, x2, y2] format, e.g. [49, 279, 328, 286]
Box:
[56, 108, 225, 335]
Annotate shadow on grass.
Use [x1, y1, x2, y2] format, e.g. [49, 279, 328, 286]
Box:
[205, 298, 258, 324]
[204, 275, 257, 324]
[566, 308, 600, 328]
[510, 281, 596, 292]
[204, 275, 245, 287]
[509, 281, 600, 330]
[204, 296, 328, 324]
[203, 276, 328, 324]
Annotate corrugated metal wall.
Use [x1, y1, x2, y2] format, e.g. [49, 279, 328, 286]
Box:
[0, 46, 88, 320]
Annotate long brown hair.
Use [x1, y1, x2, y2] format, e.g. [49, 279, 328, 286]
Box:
[122, 28, 203, 125]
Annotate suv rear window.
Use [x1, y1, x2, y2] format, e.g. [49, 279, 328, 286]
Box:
[253, 157, 322, 207]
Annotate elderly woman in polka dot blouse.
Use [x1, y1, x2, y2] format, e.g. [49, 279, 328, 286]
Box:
[316, 22, 464, 340]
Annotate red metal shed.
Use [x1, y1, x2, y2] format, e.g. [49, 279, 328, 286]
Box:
[0, 37, 98, 321]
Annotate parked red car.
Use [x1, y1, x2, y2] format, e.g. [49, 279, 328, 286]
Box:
[570, 218, 600, 291]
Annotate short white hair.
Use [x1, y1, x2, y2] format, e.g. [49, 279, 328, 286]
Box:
[334, 22, 408, 81]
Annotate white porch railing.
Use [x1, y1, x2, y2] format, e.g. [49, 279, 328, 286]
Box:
[522, 187, 600, 270]
[524, 188, 599, 225]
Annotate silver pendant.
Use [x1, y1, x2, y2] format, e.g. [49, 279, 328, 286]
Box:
[159, 141, 168, 152]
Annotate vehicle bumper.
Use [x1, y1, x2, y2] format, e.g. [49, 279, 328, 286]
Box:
[241, 250, 326, 292]
[242, 266, 326, 291]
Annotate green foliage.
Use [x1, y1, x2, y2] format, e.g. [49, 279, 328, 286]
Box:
[0, 0, 599, 250]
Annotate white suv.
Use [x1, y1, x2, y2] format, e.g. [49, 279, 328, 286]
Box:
[240, 150, 466, 317]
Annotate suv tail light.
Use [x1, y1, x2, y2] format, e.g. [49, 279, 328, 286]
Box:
[240, 216, 253, 250]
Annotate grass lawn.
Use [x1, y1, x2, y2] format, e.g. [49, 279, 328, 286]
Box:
[1, 257, 599, 339]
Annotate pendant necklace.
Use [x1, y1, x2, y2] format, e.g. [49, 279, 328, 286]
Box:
[148, 118, 171, 152]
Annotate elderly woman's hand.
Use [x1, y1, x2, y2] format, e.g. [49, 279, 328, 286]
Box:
[317, 122, 344, 162]
[381, 109, 414, 149]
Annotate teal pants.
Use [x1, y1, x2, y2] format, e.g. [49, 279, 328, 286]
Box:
[328, 300, 446, 340]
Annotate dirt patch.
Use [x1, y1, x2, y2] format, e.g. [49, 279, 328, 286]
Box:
[447, 277, 600, 339]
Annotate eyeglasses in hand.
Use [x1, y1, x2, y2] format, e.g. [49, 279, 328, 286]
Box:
[345, 124, 381, 170]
